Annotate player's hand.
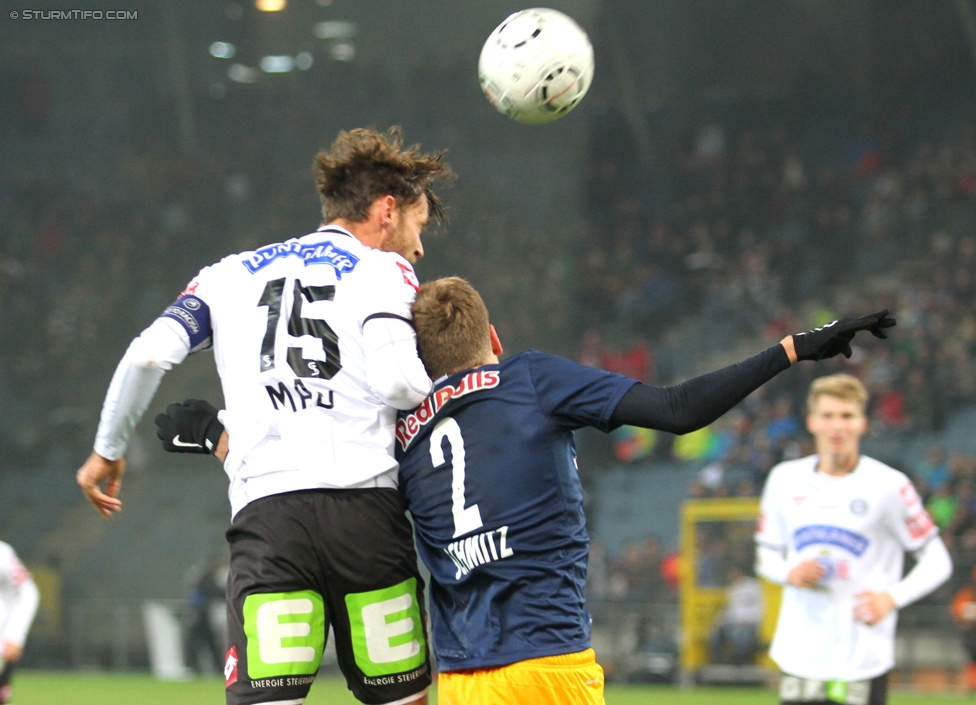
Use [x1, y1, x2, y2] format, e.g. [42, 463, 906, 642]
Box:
[787, 559, 825, 588]
[2, 640, 23, 663]
[791, 309, 897, 362]
[854, 590, 897, 625]
[155, 399, 224, 455]
[76, 451, 125, 518]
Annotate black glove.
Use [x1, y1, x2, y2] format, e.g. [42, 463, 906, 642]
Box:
[155, 399, 224, 454]
[792, 309, 896, 362]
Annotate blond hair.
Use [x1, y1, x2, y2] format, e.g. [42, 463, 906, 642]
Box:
[411, 277, 492, 379]
[807, 373, 868, 414]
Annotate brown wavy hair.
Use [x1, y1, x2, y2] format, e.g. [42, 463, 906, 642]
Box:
[313, 126, 454, 223]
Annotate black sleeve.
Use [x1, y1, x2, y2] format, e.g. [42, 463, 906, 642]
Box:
[609, 344, 791, 434]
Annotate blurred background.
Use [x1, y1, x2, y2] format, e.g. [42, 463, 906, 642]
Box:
[2, 0, 976, 691]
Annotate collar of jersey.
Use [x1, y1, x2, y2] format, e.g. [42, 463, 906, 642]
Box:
[315, 225, 355, 239]
[813, 455, 862, 478]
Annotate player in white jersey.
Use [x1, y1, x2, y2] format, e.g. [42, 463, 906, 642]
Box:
[0, 541, 39, 705]
[75, 127, 454, 705]
[755, 374, 952, 705]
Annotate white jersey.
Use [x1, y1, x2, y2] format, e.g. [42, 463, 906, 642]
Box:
[0, 541, 39, 650]
[93, 227, 432, 517]
[755, 454, 938, 681]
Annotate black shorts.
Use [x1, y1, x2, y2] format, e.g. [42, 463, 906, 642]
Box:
[224, 488, 431, 705]
[779, 671, 888, 705]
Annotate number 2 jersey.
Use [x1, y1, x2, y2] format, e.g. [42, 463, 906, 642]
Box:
[756, 455, 939, 681]
[93, 227, 430, 518]
[395, 350, 637, 671]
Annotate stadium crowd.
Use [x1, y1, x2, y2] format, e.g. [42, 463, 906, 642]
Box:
[573, 96, 976, 604]
[4, 38, 976, 681]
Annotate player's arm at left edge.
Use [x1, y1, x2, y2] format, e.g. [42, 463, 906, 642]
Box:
[1, 547, 39, 663]
[77, 284, 212, 517]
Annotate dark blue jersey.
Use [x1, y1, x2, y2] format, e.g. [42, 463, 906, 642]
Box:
[395, 350, 637, 671]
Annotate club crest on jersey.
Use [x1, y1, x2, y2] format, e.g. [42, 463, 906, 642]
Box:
[849, 498, 868, 515]
[396, 370, 500, 450]
[243, 239, 359, 278]
[794, 524, 870, 557]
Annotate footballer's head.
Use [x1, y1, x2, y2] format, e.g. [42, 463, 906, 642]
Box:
[412, 277, 501, 380]
[313, 126, 454, 232]
[805, 373, 869, 459]
[806, 373, 868, 416]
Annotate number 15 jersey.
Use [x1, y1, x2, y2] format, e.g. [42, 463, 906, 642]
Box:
[106, 227, 428, 518]
[395, 351, 637, 671]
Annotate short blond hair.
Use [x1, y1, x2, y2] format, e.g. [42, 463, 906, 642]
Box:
[807, 373, 868, 414]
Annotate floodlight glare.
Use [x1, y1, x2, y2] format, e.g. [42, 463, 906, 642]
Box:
[209, 42, 236, 59]
[260, 55, 295, 73]
[255, 0, 286, 12]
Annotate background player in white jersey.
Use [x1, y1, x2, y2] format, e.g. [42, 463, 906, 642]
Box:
[755, 373, 953, 705]
[158, 278, 897, 705]
[76, 127, 454, 705]
[0, 540, 39, 705]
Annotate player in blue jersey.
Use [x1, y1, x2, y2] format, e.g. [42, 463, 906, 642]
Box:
[156, 277, 894, 705]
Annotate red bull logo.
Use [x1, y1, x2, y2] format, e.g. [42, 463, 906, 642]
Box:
[396, 370, 500, 449]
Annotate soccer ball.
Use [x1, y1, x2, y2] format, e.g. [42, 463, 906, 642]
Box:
[478, 8, 594, 124]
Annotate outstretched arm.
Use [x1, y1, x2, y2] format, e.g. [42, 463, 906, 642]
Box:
[611, 344, 790, 434]
[610, 310, 895, 434]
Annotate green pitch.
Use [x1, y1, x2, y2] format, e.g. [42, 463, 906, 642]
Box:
[11, 671, 970, 704]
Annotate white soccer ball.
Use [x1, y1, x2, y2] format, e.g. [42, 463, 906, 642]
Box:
[478, 7, 594, 124]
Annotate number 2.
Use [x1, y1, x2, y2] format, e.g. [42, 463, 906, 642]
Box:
[429, 418, 483, 538]
[258, 277, 342, 379]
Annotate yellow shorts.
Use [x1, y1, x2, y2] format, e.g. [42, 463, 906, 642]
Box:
[437, 648, 605, 705]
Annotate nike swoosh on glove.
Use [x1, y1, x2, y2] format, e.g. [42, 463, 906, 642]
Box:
[155, 399, 224, 454]
[792, 309, 897, 362]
